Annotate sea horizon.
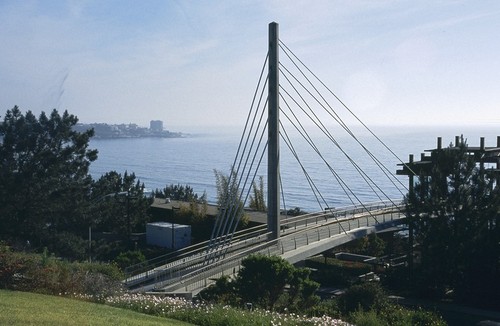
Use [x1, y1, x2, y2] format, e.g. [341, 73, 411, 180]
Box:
[89, 123, 499, 213]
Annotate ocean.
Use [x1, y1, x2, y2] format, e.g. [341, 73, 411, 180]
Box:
[89, 125, 499, 213]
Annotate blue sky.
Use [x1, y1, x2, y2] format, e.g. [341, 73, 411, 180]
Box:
[1, 1, 499, 131]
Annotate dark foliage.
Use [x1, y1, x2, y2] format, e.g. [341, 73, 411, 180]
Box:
[0, 106, 97, 244]
[200, 254, 320, 312]
[0, 243, 123, 297]
[405, 137, 500, 306]
[89, 171, 154, 240]
[155, 183, 206, 202]
[338, 282, 387, 314]
[249, 176, 267, 211]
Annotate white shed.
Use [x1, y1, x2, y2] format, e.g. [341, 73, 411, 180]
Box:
[146, 222, 191, 249]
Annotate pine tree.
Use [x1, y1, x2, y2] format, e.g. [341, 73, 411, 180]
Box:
[0, 107, 97, 242]
[405, 137, 500, 304]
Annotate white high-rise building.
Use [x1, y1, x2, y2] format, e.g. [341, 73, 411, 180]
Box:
[150, 120, 163, 132]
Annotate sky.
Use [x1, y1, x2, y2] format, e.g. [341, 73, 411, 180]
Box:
[1, 0, 499, 132]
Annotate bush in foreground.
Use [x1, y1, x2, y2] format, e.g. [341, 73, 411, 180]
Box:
[201, 254, 320, 312]
[0, 243, 123, 297]
[104, 293, 352, 326]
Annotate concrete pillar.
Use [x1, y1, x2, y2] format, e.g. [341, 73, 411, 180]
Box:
[268, 22, 280, 239]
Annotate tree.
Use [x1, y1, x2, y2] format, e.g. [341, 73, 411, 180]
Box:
[156, 183, 204, 202]
[236, 254, 319, 311]
[0, 107, 97, 243]
[89, 171, 153, 240]
[213, 169, 247, 232]
[405, 137, 500, 304]
[338, 282, 387, 314]
[214, 169, 242, 210]
[249, 176, 267, 211]
[351, 233, 386, 257]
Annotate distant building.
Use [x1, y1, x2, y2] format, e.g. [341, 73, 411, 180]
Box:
[150, 120, 163, 132]
[146, 222, 191, 249]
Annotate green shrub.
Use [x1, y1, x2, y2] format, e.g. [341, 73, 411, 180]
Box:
[76, 261, 123, 280]
[0, 244, 123, 297]
[350, 309, 385, 326]
[349, 303, 446, 326]
[306, 299, 341, 319]
[114, 250, 146, 270]
[339, 282, 387, 314]
[106, 293, 352, 326]
[48, 232, 87, 261]
[409, 307, 446, 326]
[198, 275, 239, 305]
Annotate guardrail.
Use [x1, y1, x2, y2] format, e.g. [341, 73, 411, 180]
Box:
[148, 202, 406, 294]
[124, 223, 269, 285]
[125, 200, 406, 292]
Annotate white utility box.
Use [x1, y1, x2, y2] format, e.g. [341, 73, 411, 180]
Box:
[146, 222, 191, 249]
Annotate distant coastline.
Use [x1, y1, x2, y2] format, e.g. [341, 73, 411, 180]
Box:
[74, 123, 185, 139]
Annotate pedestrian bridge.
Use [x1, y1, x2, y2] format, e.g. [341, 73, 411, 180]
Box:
[124, 22, 413, 296]
[124, 200, 406, 296]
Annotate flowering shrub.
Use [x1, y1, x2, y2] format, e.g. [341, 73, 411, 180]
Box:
[104, 293, 353, 326]
[0, 244, 123, 297]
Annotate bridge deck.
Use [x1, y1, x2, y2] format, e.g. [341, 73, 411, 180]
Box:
[124, 201, 406, 295]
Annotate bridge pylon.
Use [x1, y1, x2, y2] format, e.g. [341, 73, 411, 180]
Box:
[268, 22, 280, 240]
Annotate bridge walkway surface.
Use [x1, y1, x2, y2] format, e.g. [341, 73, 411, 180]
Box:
[124, 200, 406, 296]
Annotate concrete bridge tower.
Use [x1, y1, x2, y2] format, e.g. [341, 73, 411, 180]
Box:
[268, 22, 280, 240]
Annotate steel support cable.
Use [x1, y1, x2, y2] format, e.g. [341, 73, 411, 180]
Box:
[221, 137, 268, 258]
[279, 122, 348, 234]
[220, 114, 268, 249]
[279, 172, 288, 221]
[213, 95, 268, 250]
[279, 40, 417, 178]
[277, 82, 358, 204]
[278, 84, 382, 223]
[218, 138, 268, 260]
[279, 93, 356, 206]
[283, 67, 404, 204]
[208, 87, 269, 264]
[278, 45, 408, 196]
[279, 112, 351, 213]
[280, 90, 384, 222]
[279, 122, 325, 211]
[207, 54, 268, 258]
[209, 55, 268, 246]
[278, 74, 387, 204]
[279, 99, 356, 206]
[208, 104, 267, 265]
[209, 78, 269, 250]
[279, 63, 404, 201]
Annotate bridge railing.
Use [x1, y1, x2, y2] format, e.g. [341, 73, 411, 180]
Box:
[153, 202, 406, 294]
[280, 200, 404, 231]
[126, 227, 278, 291]
[125, 200, 405, 290]
[278, 206, 406, 257]
[124, 223, 268, 285]
[149, 233, 278, 289]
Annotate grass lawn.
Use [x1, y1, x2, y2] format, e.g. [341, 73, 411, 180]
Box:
[0, 289, 193, 326]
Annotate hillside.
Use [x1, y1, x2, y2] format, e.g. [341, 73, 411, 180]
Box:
[0, 290, 192, 326]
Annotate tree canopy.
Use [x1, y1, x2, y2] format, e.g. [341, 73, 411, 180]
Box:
[200, 254, 319, 311]
[89, 171, 153, 238]
[0, 106, 97, 243]
[405, 137, 500, 305]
